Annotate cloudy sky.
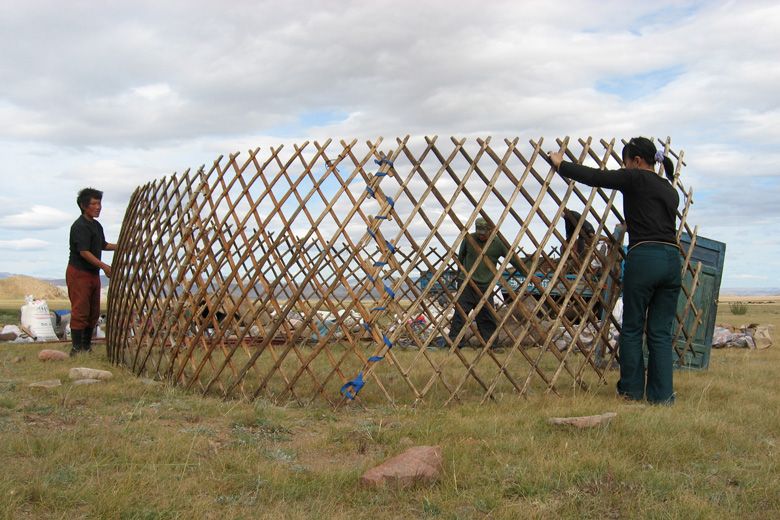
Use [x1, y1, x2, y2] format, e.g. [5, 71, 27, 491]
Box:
[1, 0, 778, 290]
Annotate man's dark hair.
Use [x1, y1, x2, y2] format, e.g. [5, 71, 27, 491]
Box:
[77, 188, 103, 213]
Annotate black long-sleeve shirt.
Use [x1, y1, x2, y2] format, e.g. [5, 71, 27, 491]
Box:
[558, 162, 679, 250]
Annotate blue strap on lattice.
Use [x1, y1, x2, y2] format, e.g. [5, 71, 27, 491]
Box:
[363, 322, 372, 332]
[366, 273, 375, 284]
[372, 306, 386, 312]
[373, 261, 388, 266]
[373, 215, 388, 220]
[385, 196, 395, 208]
[366, 227, 376, 239]
[375, 158, 394, 167]
[386, 241, 396, 253]
[382, 334, 393, 349]
[340, 374, 364, 399]
[384, 284, 395, 299]
[365, 186, 375, 198]
[341, 355, 386, 399]
[374, 171, 387, 177]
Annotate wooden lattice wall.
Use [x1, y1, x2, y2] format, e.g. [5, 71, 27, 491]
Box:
[106, 136, 702, 408]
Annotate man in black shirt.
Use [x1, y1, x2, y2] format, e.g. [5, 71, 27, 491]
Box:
[67, 188, 116, 355]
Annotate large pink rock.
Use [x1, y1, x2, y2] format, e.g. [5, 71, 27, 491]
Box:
[361, 445, 442, 489]
[38, 349, 69, 361]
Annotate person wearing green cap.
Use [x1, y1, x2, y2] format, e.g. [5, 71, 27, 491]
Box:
[448, 217, 523, 350]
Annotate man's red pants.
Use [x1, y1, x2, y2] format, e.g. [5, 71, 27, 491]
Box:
[66, 264, 101, 330]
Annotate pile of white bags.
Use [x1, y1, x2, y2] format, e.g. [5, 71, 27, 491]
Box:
[20, 295, 59, 342]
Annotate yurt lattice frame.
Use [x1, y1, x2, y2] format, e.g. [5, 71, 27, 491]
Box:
[107, 136, 701, 408]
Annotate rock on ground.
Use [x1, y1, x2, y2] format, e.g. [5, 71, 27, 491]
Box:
[29, 379, 62, 389]
[38, 349, 69, 361]
[68, 367, 113, 381]
[361, 445, 442, 489]
[548, 412, 617, 429]
[72, 378, 103, 386]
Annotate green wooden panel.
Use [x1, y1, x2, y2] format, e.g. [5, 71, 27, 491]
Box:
[672, 235, 726, 371]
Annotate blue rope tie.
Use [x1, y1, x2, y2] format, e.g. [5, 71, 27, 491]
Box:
[366, 273, 375, 284]
[384, 284, 395, 299]
[372, 306, 386, 312]
[341, 355, 386, 399]
[386, 241, 396, 253]
[374, 158, 394, 167]
[382, 334, 393, 348]
[374, 171, 387, 177]
[373, 261, 388, 266]
[365, 186, 375, 197]
[363, 322, 371, 332]
[340, 374, 364, 399]
[366, 227, 376, 239]
[373, 215, 388, 220]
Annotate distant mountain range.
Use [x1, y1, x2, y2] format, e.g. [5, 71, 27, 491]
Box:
[1, 271, 777, 298]
[0, 272, 109, 286]
[719, 287, 780, 297]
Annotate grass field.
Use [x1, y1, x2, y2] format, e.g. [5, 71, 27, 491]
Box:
[0, 300, 778, 519]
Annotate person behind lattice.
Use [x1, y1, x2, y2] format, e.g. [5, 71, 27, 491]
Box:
[562, 208, 596, 271]
[448, 217, 524, 350]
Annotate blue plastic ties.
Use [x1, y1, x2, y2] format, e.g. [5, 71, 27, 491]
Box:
[340, 373, 365, 399]
[384, 284, 395, 299]
[366, 273, 375, 284]
[363, 322, 372, 332]
[386, 241, 396, 253]
[385, 196, 395, 208]
[373, 215, 388, 220]
[365, 186, 375, 197]
[382, 334, 393, 349]
[374, 171, 387, 177]
[373, 261, 388, 266]
[374, 158, 394, 167]
[366, 227, 376, 239]
[341, 353, 389, 399]
[372, 306, 386, 312]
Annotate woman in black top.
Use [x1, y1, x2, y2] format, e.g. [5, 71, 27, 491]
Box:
[549, 137, 681, 405]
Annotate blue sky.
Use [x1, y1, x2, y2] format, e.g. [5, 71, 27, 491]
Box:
[1, 0, 779, 291]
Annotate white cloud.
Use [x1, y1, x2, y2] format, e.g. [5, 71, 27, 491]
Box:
[0, 238, 51, 250]
[0, 206, 71, 230]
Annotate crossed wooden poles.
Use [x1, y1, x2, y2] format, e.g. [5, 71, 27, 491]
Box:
[106, 136, 700, 408]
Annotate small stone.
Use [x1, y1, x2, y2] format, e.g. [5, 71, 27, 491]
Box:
[38, 349, 69, 361]
[72, 378, 103, 386]
[361, 445, 442, 489]
[29, 379, 62, 389]
[548, 412, 617, 429]
[68, 367, 113, 381]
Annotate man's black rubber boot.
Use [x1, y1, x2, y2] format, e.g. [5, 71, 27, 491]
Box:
[70, 329, 84, 356]
[82, 327, 93, 353]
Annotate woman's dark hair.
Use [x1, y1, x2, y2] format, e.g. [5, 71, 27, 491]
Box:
[77, 187, 103, 213]
[622, 137, 675, 182]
